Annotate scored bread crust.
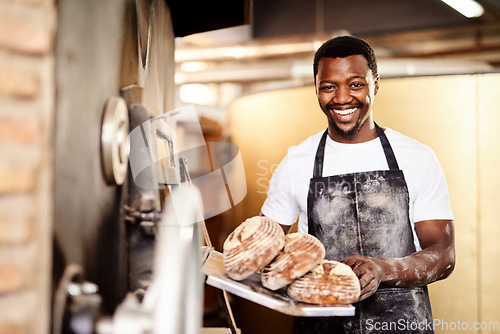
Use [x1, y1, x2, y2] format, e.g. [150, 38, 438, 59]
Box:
[261, 233, 325, 291]
[223, 216, 285, 281]
[287, 259, 360, 304]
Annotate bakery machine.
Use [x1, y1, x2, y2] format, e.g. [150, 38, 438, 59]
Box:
[53, 96, 242, 334]
[51, 0, 247, 333]
[50, 1, 355, 333]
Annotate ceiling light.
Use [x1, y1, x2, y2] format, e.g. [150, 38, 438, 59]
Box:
[179, 84, 217, 105]
[180, 61, 209, 72]
[440, 0, 484, 18]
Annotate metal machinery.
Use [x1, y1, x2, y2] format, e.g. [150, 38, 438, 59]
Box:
[51, 0, 247, 333]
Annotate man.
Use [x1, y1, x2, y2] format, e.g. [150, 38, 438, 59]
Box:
[260, 36, 455, 333]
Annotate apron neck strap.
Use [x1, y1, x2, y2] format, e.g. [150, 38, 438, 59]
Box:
[313, 130, 329, 178]
[312, 123, 400, 178]
[375, 123, 400, 170]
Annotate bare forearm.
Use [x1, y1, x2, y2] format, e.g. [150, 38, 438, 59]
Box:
[344, 220, 455, 300]
[375, 244, 455, 287]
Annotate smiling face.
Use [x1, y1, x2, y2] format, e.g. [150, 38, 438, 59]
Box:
[315, 55, 380, 143]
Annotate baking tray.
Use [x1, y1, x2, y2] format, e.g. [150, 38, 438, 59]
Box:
[202, 249, 355, 317]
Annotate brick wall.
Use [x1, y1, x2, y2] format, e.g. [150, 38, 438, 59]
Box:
[0, 0, 55, 333]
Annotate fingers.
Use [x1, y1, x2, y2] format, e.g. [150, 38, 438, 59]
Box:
[342, 255, 363, 267]
[356, 264, 372, 288]
[342, 255, 369, 279]
[358, 277, 378, 301]
[342, 255, 382, 301]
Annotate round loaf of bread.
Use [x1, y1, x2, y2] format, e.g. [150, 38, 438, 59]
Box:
[223, 216, 285, 281]
[287, 259, 360, 304]
[261, 233, 325, 291]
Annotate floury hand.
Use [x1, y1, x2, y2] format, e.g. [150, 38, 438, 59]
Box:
[342, 254, 384, 301]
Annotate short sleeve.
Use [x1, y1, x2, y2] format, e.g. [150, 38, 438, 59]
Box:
[412, 149, 454, 222]
[261, 155, 301, 226]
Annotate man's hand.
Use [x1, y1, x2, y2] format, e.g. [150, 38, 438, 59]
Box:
[341, 220, 455, 302]
[342, 254, 384, 301]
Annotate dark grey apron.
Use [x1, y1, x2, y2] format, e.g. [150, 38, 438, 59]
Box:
[293, 124, 433, 334]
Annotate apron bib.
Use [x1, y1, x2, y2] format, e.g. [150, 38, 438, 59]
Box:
[293, 125, 433, 334]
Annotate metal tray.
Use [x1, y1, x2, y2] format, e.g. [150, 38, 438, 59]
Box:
[202, 250, 355, 317]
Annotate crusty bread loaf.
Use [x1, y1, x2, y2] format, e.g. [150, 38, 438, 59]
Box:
[223, 216, 285, 281]
[261, 233, 325, 291]
[287, 259, 360, 304]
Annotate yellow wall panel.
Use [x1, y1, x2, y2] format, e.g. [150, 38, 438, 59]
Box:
[478, 74, 500, 333]
[374, 76, 479, 331]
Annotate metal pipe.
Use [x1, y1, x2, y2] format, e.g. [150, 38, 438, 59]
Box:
[144, 185, 204, 334]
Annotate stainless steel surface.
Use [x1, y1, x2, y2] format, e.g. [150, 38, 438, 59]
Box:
[148, 185, 204, 334]
[181, 157, 238, 334]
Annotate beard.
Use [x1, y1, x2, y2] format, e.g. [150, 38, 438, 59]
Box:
[331, 118, 362, 139]
[325, 108, 364, 139]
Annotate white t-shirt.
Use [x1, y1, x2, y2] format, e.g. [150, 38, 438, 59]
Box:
[261, 127, 454, 250]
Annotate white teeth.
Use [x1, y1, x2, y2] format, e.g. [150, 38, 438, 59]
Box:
[334, 108, 357, 116]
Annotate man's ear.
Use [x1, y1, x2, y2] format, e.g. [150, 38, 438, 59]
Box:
[374, 76, 380, 95]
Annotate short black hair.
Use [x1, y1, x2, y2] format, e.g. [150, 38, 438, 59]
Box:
[313, 35, 378, 80]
